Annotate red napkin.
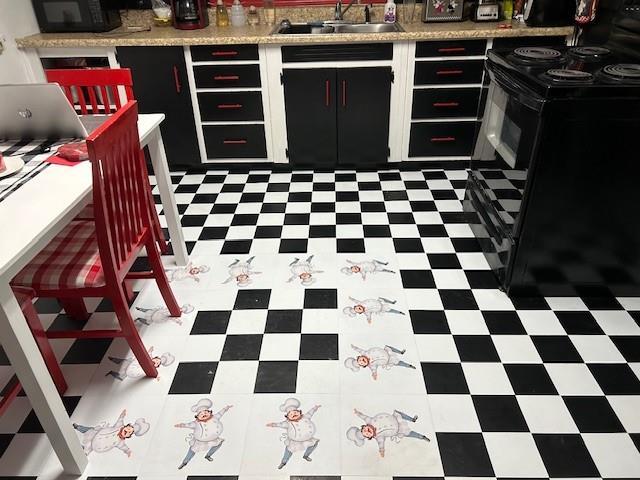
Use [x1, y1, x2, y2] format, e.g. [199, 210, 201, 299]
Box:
[45, 141, 89, 166]
[45, 154, 83, 167]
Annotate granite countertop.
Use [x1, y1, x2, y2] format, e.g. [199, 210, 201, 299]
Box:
[17, 20, 574, 48]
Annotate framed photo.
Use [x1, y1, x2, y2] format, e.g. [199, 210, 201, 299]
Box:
[423, 0, 464, 22]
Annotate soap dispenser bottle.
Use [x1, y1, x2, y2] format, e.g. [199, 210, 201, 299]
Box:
[230, 0, 246, 26]
[216, 0, 229, 26]
[383, 0, 396, 23]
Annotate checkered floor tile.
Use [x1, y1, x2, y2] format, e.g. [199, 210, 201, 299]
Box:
[1, 167, 639, 480]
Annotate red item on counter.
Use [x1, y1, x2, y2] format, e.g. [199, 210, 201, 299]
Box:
[57, 141, 89, 162]
[0, 152, 5, 173]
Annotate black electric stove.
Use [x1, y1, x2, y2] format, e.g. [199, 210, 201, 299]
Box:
[464, 6, 640, 297]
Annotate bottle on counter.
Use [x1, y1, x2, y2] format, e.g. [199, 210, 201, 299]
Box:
[263, 0, 276, 25]
[216, 0, 229, 27]
[502, 0, 513, 20]
[247, 4, 260, 25]
[230, 0, 246, 26]
[383, 0, 396, 23]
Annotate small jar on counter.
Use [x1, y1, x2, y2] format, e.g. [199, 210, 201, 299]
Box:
[247, 5, 260, 25]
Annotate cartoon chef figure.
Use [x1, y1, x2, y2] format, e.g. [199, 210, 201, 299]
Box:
[223, 256, 261, 287]
[344, 344, 416, 380]
[166, 262, 210, 283]
[340, 259, 396, 281]
[266, 398, 321, 469]
[343, 296, 405, 324]
[287, 255, 324, 286]
[135, 303, 194, 326]
[105, 346, 175, 382]
[72, 409, 149, 457]
[175, 398, 232, 469]
[346, 408, 430, 458]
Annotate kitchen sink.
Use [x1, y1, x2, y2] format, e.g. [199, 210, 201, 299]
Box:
[271, 21, 404, 35]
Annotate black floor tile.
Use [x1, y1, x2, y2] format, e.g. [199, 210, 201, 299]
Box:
[421, 362, 469, 394]
[0, 434, 13, 458]
[288, 192, 312, 203]
[534, 434, 599, 477]
[454, 336, 500, 362]
[181, 215, 207, 227]
[505, 364, 558, 395]
[360, 201, 386, 212]
[299, 334, 339, 360]
[311, 202, 335, 212]
[465, 271, 500, 289]
[221, 335, 263, 361]
[482, 311, 526, 334]
[336, 213, 362, 224]
[563, 396, 625, 433]
[531, 336, 583, 363]
[427, 253, 461, 269]
[610, 336, 640, 362]
[411, 201, 438, 213]
[450, 238, 481, 253]
[337, 239, 366, 253]
[265, 310, 302, 333]
[254, 361, 297, 393]
[309, 225, 336, 238]
[284, 213, 310, 225]
[401, 270, 436, 289]
[198, 227, 229, 240]
[336, 191, 359, 202]
[358, 181, 381, 191]
[211, 203, 237, 214]
[231, 214, 259, 226]
[388, 213, 415, 224]
[261, 203, 286, 213]
[304, 289, 338, 309]
[190, 311, 231, 335]
[61, 338, 112, 364]
[437, 432, 494, 477]
[168, 362, 217, 394]
[279, 239, 309, 253]
[363, 225, 392, 238]
[254, 226, 283, 239]
[383, 191, 409, 201]
[221, 240, 252, 254]
[588, 363, 640, 394]
[393, 238, 424, 253]
[19, 396, 81, 434]
[440, 290, 479, 310]
[556, 311, 604, 335]
[509, 296, 550, 310]
[47, 313, 89, 332]
[417, 224, 447, 237]
[34, 298, 63, 314]
[410, 310, 450, 334]
[472, 395, 529, 432]
[234, 289, 271, 310]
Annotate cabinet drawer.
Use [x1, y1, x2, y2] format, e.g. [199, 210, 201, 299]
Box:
[412, 88, 481, 119]
[282, 43, 393, 63]
[416, 40, 487, 57]
[198, 92, 264, 121]
[492, 36, 567, 49]
[415, 60, 485, 85]
[194, 64, 261, 88]
[409, 122, 478, 157]
[191, 44, 259, 62]
[203, 125, 267, 159]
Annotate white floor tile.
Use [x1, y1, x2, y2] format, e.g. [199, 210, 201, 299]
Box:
[428, 394, 481, 432]
[582, 433, 640, 478]
[492, 336, 542, 363]
[414, 334, 461, 363]
[569, 335, 626, 363]
[544, 364, 604, 395]
[516, 395, 578, 433]
[211, 361, 259, 394]
[592, 310, 640, 335]
[483, 432, 547, 477]
[608, 396, 640, 432]
[462, 363, 514, 395]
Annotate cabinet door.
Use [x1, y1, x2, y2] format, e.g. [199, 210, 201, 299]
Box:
[337, 67, 392, 166]
[116, 47, 200, 167]
[283, 68, 337, 166]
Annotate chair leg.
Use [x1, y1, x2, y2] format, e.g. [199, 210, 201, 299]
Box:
[146, 238, 181, 317]
[153, 216, 169, 254]
[59, 298, 89, 322]
[22, 300, 68, 395]
[110, 288, 157, 378]
[0, 377, 22, 417]
[123, 281, 135, 304]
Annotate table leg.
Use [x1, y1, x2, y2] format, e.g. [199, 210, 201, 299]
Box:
[0, 283, 87, 475]
[147, 128, 189, 267]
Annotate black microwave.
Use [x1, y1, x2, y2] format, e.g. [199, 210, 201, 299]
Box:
[32, 0, 122, 33]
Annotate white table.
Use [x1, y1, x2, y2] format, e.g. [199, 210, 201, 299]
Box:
[0, 114, 188, 474]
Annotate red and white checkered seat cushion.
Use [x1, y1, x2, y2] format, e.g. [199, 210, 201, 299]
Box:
[12, 220, 105, 291]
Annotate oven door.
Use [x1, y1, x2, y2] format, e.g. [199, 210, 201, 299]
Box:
[32, 0, 118, 32]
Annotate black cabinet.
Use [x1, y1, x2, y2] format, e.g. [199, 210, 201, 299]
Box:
[116, 46, 200, 167]
[283, 67, 392, 166]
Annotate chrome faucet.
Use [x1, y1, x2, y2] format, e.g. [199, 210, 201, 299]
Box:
[334, 0, 358, 21]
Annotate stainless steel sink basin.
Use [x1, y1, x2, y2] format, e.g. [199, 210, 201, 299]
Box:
[271, 21, 404, 35]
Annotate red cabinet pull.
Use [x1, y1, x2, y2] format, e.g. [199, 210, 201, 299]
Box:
[223, 139, 247, 144]
[214, 75, 240, 81]
[217, 104, 243, 109]
[438, 47, 466, 53]
[433, 102, 460, 107]
[341, 80, 346, 107]
[436, 70, 464, 76]
[325, 79, 330, 107]
[212, 51, 238, 56]
[431, 136, 456, 142]
[173, 65, 181, 93]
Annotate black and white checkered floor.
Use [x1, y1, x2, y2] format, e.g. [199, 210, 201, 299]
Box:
[1, 167, 640, 480]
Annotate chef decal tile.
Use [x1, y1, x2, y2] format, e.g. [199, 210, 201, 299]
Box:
[134, 304, 195, 328]
[223, 256, 262, 287]
[339, 287, 411, 336]
[240, 394, 340, 476]
[340, 257, 397, 282]
[166, 261, 211, 284]
[141, 394, 250, 476]
[286, 255, 324, 286]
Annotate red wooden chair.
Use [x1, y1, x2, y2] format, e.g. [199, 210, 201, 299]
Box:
[45, 68, 168, 257]
[11, 101, 181, 378]
[0, 287, 67, 417]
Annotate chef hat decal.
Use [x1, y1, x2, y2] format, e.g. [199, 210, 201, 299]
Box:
[344, 357, 360, 372]
[191, 398, 213, 414]
[279, 397, 301, 413]
[340, 266, 354, 275]
[160, 352, 175, 367]
[343, 306, 357, 317]
[346, 426, 365, 446]
[133, 418, 150, 436]
[181, 304, 195, 314]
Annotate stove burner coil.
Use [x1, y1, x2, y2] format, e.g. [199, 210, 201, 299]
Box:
[545, 69, 594, 81]
[602, 64, 640, 80]
[570, 46, 611, 58]
[514, 47, 563, 60]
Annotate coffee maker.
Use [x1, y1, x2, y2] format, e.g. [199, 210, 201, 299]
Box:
[171, 0, 209, 29]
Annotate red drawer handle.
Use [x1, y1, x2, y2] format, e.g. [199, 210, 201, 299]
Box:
[436, 70, 464, 76]
[223, 139, 247, 144]
[217, 104, 243, 109]
[438, 47, 466, 53]
[325, 79, 330, 107]
[214, 75, 240, 80]
[431, 136, 456, 142]
[212, 51, 239, 56]
[433, 102, 460, 107]
[173, 65, 181, 94]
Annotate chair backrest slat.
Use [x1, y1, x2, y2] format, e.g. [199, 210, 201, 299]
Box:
[86, 101, 152, 281]
[45, 68, 135, 116]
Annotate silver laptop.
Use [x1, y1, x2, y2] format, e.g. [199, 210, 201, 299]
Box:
[0, 83, 109, 141]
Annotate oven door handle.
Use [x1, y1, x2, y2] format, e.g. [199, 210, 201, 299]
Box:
[487, 61, 546, 113]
